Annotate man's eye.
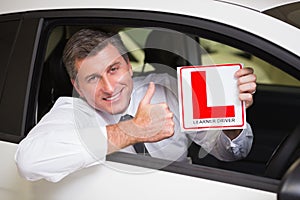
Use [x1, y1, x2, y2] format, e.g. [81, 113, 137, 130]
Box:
[87, 75, 99, 83]
[110, 66, 119, 73]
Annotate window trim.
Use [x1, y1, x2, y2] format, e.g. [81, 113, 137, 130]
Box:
[107, 152, 279, 193]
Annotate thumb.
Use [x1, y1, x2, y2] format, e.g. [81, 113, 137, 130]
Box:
[140, 82, 155, 106]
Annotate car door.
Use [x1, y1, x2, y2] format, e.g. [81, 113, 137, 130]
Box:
[0, 14, 42, 200]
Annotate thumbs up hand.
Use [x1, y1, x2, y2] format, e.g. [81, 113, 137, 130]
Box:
[132, 82, 175, 143]
[106, 82, 174, 153]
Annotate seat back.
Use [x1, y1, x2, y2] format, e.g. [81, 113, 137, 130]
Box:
[142, 29, 196, 76]
[38, 38, 74, 120]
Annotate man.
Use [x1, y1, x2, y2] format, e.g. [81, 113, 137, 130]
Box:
[15, 28, 256, 182]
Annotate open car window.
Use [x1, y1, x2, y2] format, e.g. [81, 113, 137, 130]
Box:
[36, 18, 300, 184]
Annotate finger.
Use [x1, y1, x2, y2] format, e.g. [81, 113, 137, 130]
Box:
[237, 74, 257, 85]
[235, 67, 254, 78]
[238, 82, 257, 93]
[239, 93, 253, 108]
[162, 122, 174, 133]
[166, 112, 174, 119]
[140, 82, 155, 106]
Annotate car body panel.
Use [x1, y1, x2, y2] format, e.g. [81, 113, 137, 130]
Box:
[0, 141, 276, 200]
[0, 141, 32, 200]
[31, 161, 276, 200]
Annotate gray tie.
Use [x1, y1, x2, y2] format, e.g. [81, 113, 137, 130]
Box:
[119, 114, 150, 156]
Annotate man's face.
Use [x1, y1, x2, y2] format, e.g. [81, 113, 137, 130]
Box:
[73, 44, 133, 114]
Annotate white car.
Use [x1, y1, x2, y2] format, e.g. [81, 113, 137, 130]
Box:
[1, 0, 300, 199]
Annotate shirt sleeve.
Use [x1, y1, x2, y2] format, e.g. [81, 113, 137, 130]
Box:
[14, 98, 108, 182]
[188, 123, 253, 161]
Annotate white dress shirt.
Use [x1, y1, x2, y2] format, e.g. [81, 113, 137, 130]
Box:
[15, 73, 253, 182]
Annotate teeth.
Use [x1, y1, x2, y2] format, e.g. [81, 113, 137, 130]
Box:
[105, 92, 121, 101]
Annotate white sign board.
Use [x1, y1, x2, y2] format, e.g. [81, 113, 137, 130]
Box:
[177, 63, 246, 131]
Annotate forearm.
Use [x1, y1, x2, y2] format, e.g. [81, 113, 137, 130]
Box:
[217, 123, 254, 161]
[106, 112, 174, 154]
[106, 119, 148, 154]
[15, 127, 105, 182]
[15, 97, 114, 182]
[15, 126, 107, 182]
[106, 120, 136, 154]
[191, 123, 253, 161]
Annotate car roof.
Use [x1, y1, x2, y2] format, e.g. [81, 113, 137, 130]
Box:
[1, 0, 299, 57]
[1, 0, 299, 15]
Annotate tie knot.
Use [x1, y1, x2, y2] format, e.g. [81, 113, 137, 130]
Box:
[119, 114, 133, 122]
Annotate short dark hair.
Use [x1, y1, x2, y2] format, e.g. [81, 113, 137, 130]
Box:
[62, 28, 129, 80]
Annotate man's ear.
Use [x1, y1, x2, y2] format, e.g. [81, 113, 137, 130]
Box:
[71, 79, 83, 97]
[126, 58, 133, 77]
[129, 65, 133, 77]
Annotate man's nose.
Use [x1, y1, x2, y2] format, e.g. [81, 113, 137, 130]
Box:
[99, 76, 114, 94]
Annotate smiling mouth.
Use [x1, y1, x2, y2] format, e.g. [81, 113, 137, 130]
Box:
[103, 89, 122, 101]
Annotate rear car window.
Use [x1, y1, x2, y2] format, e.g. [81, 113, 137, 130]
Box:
[0, 19, 19, 99]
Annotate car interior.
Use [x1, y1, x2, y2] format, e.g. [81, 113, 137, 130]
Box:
[37, 24, 300, 180]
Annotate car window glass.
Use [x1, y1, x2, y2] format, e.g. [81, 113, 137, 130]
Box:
[199, 38, 300, 87]
[0, 20, 19, 99]
[120, 29, 300, 87]
[121, 28, 196, 77]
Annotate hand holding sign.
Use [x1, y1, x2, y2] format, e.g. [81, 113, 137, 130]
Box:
[178, 63, 250, 131]
[235, 67, 257, 108]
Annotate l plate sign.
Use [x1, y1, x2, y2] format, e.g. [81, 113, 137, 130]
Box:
[177, 63, 246, 131]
